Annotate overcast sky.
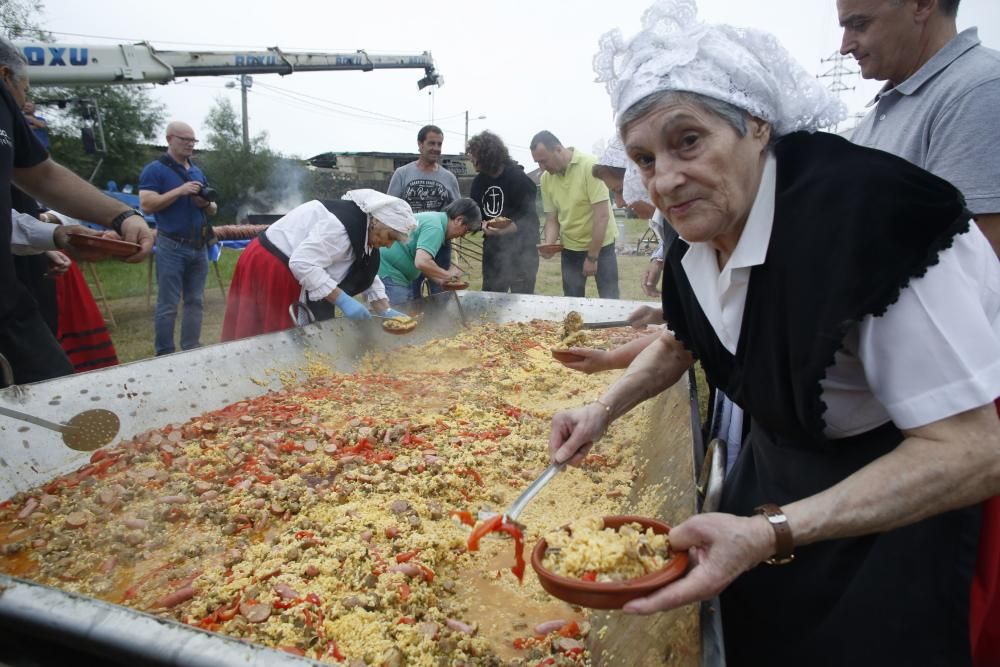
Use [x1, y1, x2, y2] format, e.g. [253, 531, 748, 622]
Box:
[30, 0, 1000, 168]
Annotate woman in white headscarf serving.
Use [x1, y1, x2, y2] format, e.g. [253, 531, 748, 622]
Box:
[222, 189, 415, 341]
[549, 1, 1000, 665]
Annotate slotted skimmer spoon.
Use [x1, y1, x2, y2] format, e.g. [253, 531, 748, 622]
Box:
[479, 462, 565, 527]
[0, 405, 120, 451]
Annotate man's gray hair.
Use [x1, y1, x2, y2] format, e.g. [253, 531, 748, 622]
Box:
[618, 90, 751, 139]
[445, 197, 483, 232]
[0, 36, 29, 82]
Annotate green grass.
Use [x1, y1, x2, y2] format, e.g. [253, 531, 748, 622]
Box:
[86, 215, 662, 363]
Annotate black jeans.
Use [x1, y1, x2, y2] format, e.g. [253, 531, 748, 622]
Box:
[561, 243, 620, 298]
[0, 288, 74, 386]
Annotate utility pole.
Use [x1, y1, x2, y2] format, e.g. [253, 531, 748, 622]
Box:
[464, 110, 486, 151]
[816, 52, 857, 132]
[240, 74, 252, 152]
[225, 74, 253, 151]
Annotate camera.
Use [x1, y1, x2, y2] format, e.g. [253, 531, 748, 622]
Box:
[198, 184, 219, 203]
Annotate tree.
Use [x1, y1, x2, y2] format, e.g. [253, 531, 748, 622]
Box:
[0, 0, 51, 40]
[42, 85, 166, 187]
[199, 97, 279, 222]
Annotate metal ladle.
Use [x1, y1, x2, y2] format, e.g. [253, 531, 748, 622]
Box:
[0, 405, 120, 451]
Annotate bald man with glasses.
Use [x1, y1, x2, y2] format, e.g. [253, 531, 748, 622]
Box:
[139, 121, 218, 356]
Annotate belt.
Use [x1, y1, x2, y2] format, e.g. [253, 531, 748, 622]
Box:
[158, 230, 205, 248]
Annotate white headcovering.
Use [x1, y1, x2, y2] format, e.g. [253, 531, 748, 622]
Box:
[623, 163, 653, 207]
[598, 137, 654, 207]
[594, 0, 846, 136]
[597, 137, 629, 169]
[341, 189, 417, 240]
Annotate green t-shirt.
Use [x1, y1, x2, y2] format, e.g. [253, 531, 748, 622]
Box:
[378, 211, 447, 283]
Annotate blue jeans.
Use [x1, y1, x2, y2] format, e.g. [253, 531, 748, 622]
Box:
[154, 235, 209, 355]
[382, 275, 419, 307]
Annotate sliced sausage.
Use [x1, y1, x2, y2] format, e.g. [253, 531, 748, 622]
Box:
[156, 584, 196, 609]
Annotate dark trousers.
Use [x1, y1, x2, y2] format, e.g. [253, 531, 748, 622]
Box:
[561, 243, 619, 298]
[0, 289, 73, 386]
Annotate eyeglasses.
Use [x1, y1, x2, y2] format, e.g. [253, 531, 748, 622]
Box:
[169, 135, 199, 144]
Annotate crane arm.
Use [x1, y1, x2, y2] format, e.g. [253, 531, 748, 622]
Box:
[13, 41, 443, 89]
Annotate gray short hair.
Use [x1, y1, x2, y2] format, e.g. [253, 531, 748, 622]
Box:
[445, 197, 482, 232]
[618, 90, 753, 139]
[0, 37, 29, 82]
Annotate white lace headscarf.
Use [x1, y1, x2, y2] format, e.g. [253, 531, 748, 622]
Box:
[598, 137, 654, 207]
[341, 189, 417, 242]
[594, 0, 846, 136]
[597, 137, 629, 169]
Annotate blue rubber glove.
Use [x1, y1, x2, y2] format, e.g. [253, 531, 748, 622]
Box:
[383, 308, 407, 319]
[333, 291, 371, 320]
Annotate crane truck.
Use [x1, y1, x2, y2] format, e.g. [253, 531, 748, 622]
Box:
[11, 41, 444, 89]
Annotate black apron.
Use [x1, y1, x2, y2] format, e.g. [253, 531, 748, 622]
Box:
[258, 200, 380, 321]
[661, 132, 980, 666]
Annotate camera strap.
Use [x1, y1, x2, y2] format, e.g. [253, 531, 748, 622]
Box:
[158, 154, 210, 243]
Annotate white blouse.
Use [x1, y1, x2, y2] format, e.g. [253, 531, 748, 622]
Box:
[680, 154, 1000, 437]
[265, 200, 387, 304]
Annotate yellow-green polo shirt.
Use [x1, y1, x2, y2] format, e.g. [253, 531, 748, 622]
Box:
[540, 149, 616, 251]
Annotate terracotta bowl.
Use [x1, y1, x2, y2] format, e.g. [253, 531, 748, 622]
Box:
[486, 216, 512, 230]
[66, 233, 141, 258]
[441, 280, 469, 291]
[550, 349, 585, 363]
[381, 317, 418, 335]
[531, 515, 688, 610]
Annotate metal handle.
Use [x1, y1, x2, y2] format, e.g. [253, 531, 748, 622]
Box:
[288, 301, 316, 327]
[0, 353, 13, 387]
[0, 405, 68, 433]
[582, 320, 629, 329]
[505, 462, 564, 522]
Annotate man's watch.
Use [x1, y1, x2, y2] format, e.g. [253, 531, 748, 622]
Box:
[586, 254, 599, 263]
[754, 503, 795, 565]
[110, 208, 143, 236]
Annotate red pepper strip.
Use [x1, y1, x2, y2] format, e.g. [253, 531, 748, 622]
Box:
[304, 592, 322, 606]
[467, 515, 526, 582]
[217, 595, 241, 621]
[294, 530, 315, 540]
[416, 564, 435, 583]
[90, 449, 115, 463]
[455, 466, 484, 485]
[398, 617, 415, 624]
[581, 571, 597, 582]
[449, 510, 475, 526]
[557, 620, 580, 638]
[398, 582, 411, 601]
[395, 549, 422, 563]
[324, 640, 346, 661]
[273, 598, 302, 610]
[161, 451, 174, 468]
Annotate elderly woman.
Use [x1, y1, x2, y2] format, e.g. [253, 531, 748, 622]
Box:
[221, 190, 414, 341]
[549, 1, 1000, 665]
[467, 131, 540, 294]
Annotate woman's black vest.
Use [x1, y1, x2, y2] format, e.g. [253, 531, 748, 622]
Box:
[661, 131, 979, 666]
[259, 199, 380, 320]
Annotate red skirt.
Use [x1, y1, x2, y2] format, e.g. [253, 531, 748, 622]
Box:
[971, 397, 1000, 667]
[221, 239, 301, 342]
[55, 262, 118, 372]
